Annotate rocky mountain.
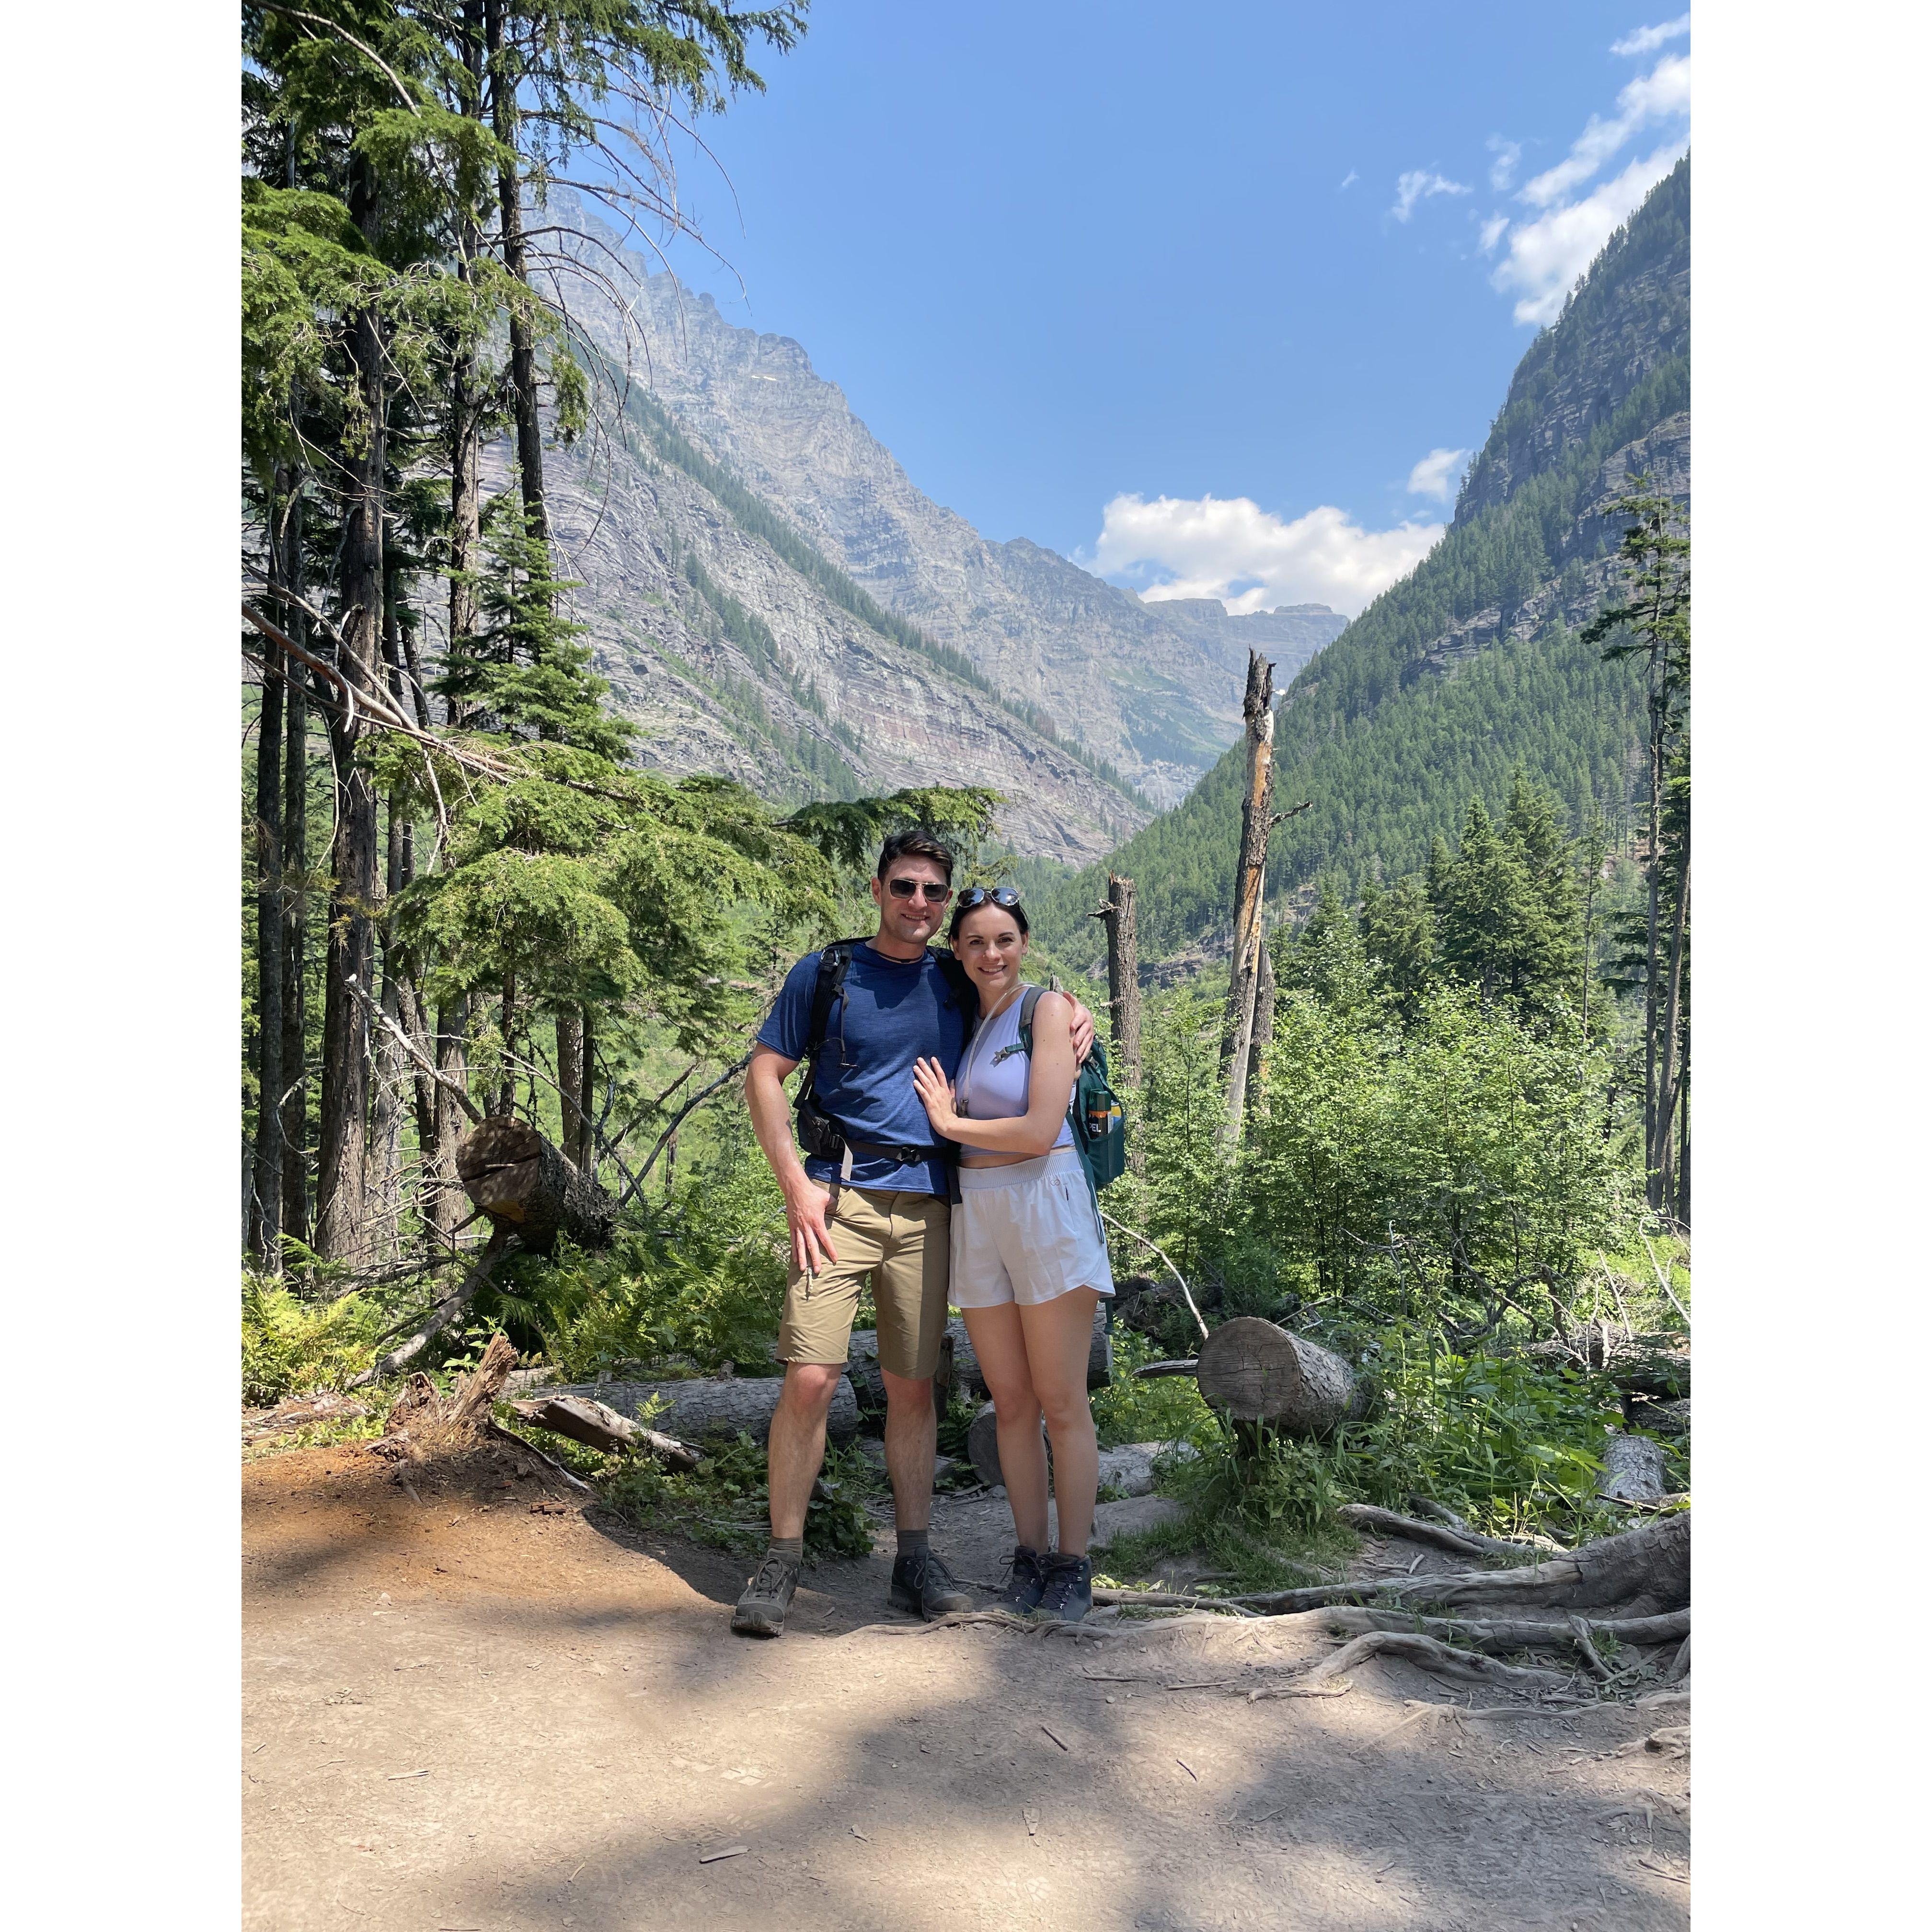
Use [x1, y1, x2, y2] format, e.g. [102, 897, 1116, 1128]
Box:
[1029, 156, 1691, 963]
[540, 197, 1343, 817]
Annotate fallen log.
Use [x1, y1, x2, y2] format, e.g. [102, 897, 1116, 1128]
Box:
[1239, 1511, 1690, 1619]
[454, 1116, 615, 1254]
[350, 1228, 513, 1387]
[509, 1394, 703, 1471]
[1597, 1433, 1668, 1502]
[1319, 1605, 1689, 1654]
[1194, 1317, 1369, 1436]
[1337, 1503, 1563, 1560]
[529, 1373, 858, 1448]
[1519, 1330, 1689, 1398]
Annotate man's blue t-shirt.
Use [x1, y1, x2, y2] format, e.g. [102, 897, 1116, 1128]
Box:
[756, 943, 974, 1196]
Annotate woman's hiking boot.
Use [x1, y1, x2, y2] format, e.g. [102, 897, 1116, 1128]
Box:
[1032, 1552, 1092, 1624]
[888, 1545, 974, 1619]
[995, 1544, 1047, 1616]
[731, 1550, 800, 1638]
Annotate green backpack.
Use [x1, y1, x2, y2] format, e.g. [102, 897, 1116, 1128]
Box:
[1018, 986, 1128, 1201]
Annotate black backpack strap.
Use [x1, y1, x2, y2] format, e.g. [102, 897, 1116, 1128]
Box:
[934, 948, 979, 1047]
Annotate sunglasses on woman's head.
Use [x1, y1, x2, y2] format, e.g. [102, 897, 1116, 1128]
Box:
[954, 886, 1022, 913]
[886, 877, 954, 902]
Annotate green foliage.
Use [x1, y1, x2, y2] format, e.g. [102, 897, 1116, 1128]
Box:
[241, 1272, 392, 1406]
[1092, 1328, 1216, 1450]
[601, 1433, 878, 1559]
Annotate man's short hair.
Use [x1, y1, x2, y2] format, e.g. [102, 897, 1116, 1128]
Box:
[875, 828, 956, 883]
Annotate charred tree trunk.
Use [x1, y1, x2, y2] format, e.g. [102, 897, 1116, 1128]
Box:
[1193, 1316, 1369, 1437]
[1221, 651, 1275, 1137]
[556, 1007, 587, 1172]
[1089, 873, 1143, 1088]
[315, 172, 385, 1263]
[486, 0, 548, 542]
[454, 1116, 615, 1253]
[278, 497, 311, 1250]
[250, 470, 291, 1263]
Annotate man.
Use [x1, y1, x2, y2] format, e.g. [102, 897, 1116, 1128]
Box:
[733, 829, 1092, 1636]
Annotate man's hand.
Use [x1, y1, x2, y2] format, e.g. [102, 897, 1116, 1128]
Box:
[783, 1172, 840, 1275]
[1067, 995, 1096, 1065]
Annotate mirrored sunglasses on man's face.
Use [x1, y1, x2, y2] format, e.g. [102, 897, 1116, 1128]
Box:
[886, 877, 954, 902]
[954, 886, 1022, 914]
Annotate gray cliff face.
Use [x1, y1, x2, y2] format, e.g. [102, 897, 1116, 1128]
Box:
[543, 200, 1327, 809]
[1136, 598, 1347, 684]
[518, 429, 1148, 864]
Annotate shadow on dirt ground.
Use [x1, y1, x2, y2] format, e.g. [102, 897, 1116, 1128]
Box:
[244, 1443, 1689, 1932]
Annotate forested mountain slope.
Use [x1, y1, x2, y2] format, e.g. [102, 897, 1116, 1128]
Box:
[1031, 158, 1690, 963]
[542, 195, 1344, 808]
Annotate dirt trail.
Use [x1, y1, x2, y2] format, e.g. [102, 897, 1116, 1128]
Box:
[244, 1445, 1689, 1931]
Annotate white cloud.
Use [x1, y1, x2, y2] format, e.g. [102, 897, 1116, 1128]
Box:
[1492, 140, 1688, 324]
[1521, 52, 1690, 207]
[1487, 137, 1522, 191]
[1406, 448, 1470, 501]
[1477, 46, 1690, 325]
[1391, 169, 1471, 221]
[1082, 493, 1442, 619]
[1338, 168, 1359, 191]
[1612, 15, 1690, 58]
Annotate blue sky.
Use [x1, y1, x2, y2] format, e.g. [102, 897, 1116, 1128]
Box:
[642, 3, 1690, 616]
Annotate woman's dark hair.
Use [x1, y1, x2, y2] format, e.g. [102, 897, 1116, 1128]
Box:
[948, 885, 1029, 943]
[875, 827, 955, 883]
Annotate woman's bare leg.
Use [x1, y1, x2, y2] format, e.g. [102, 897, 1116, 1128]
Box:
[1019, 1289, 1103, 1555]
[962, 1303, 1049, 1551]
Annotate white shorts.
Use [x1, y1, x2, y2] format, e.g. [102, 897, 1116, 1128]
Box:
[950, 1148, 1116, 1309]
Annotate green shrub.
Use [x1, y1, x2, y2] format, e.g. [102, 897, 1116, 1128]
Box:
[241, 1273, 391, 1405]
[1092, 1328, 1216, 1449]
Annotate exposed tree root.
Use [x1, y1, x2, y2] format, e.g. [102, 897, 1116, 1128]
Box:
[1238, 1512, 1689, 1620]
[1319, 1606, 1688, 1656]
[1342, 1502, 1565, 1558]
[1299, 1630, 1573, 1692]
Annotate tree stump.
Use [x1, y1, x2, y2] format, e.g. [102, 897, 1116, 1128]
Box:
[1193, 1317, 1366, 1436]
[454, 1116, 615, 1254]
[1597, 1432, 1668, 1502]
[533, 1374, 857, 1449]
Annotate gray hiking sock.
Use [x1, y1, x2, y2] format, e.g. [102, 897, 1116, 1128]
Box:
[767, 1535, 804, 1565]
[896, 1529, 930, 1559]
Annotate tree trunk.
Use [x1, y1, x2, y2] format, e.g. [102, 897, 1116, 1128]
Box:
[426, 994, 470, 1250]
[250, 471, 289, 1263]
[454, 1116, 616, 1253]
[486, 0, 547, 539]
[1654, 857, 1689, 1215]
[447, 0, 484, 730]
[1193, 1316, 1368, 1436]
[1643, 658, 1664, 1207]
[314, 183, 385, 1263]
[556, 1007, 587, 1171]
[1244, 934, 1275, 1120]
[538, 1375, 859, 1449]
[278, 502, 311, 1250]
[1221, 650, 1275, 1137]
[508, 1393, 702, 1469]
[1090, 873, 1143, 1087]
[579, 1006, 598, 1182]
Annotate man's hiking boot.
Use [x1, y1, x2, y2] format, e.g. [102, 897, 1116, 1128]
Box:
[1032, 1552, 1092, 1624]
[731, 1551, 800, 1638]
[995, 1544, 1046, 1616]
[888, 1545, 974, 1620]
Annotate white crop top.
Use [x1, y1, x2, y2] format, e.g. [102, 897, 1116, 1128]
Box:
[954, 988, 1074, 1158]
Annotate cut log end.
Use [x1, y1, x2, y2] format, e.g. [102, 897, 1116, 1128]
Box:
[1194, 1317, 1362, 1436]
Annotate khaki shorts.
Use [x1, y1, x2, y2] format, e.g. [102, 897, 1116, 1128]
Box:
[778, 1185, 951, 1380]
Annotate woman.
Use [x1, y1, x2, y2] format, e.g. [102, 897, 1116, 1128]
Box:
[911, 886, 1114, 1623]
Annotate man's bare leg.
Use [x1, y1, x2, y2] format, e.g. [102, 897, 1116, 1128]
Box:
[766, 1361, 844, 1539]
